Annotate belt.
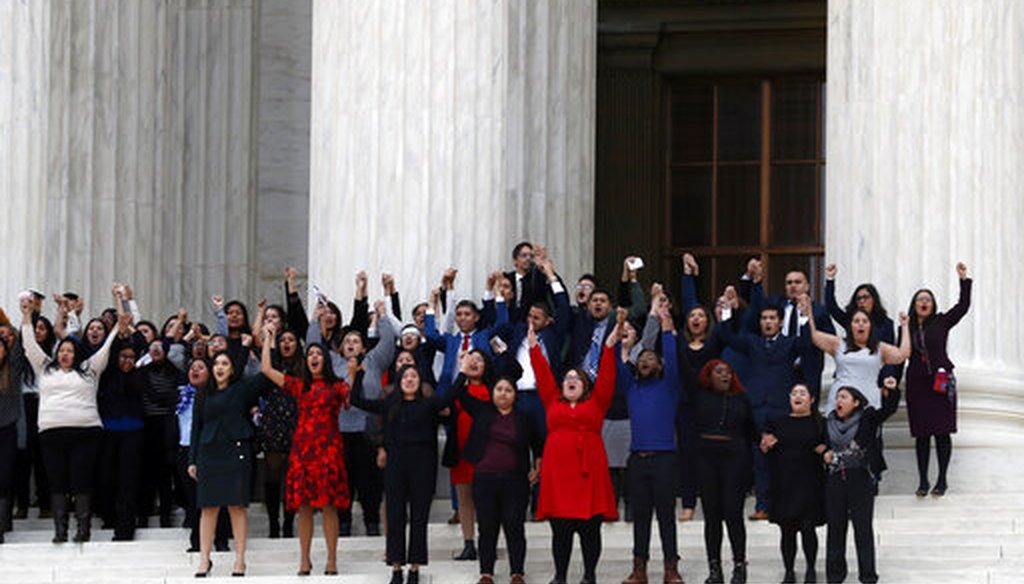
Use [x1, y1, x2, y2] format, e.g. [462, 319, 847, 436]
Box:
[633, 450, 671, 458]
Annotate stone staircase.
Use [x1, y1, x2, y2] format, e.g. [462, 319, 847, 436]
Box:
[4, 425, 1023, 584]
[2, 491, 1022, 584]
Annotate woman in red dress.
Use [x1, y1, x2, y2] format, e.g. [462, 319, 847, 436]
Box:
[261, 329, 351, 576]
[448, 349, 492, 561]
[529, 320, 620, 584]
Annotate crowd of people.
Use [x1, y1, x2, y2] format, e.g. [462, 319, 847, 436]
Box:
[0, 244, 973, 584]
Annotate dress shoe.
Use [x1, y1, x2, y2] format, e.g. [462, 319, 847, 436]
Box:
[194, 560, 212, 578]
[915, 482, 930, 497]
[454, 540, 477, 561]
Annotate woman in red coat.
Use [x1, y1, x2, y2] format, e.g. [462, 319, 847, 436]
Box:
[260, 329, 351, 576]
[529, 319, 620, 584]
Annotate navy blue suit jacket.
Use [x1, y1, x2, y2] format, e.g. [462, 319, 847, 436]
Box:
[423, 300, 508, 397]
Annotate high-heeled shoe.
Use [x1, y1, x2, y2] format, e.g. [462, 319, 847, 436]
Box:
[324, 569, 339, 575]
[915, 482, 930, 497]
[297, 562, 312, 576]
[232, 563, 246, 577]
[931, 482, 948, 497]
[194, 560, 212, 578]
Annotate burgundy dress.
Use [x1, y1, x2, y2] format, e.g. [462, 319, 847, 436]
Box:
[905, 279, 971, 438]
[281, 375, 352, 511]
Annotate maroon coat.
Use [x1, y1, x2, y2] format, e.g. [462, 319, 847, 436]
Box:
[905, 278, 972, 437]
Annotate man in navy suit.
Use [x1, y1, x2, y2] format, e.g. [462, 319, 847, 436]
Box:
[750, 269, 835, 406]
[720, 303, 812, 520]
[503, 241, 549, 324]
[496, 255, 571, 437]
[423, 284, 509, 397]
[566, 287, 615, 381]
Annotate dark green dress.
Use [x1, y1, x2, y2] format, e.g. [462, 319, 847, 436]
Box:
[189, 374, 272, 507]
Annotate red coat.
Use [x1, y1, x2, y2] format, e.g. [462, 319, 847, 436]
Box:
[531, 344, 617, 521]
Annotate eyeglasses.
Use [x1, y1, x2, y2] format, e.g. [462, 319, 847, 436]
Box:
[576, 283, 594, 291]
[855, 294, 872, 301]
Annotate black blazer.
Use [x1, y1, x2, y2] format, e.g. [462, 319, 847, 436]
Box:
[453, 375, 544, 475]
[824, 387, 900, 480]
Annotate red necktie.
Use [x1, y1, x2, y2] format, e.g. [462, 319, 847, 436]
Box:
[461, 334, 470, 351]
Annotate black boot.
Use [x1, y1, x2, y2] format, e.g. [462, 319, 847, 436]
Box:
[73, 494, 93, 543]
[51, 494, 69, 543]
[0, 498, 11, 533]
[705, 559, 724, 584]
[453, 539, 477, 561]
[730, 560, 747, 584]
[0, 498, 9, 544]
[282, 510, 295, 538]
[388, 568, 404, 584]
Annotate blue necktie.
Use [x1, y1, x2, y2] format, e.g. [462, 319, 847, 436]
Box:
[586, 326, 602, 380]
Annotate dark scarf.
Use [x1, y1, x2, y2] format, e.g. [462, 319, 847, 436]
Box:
[827, 409, 863, 452]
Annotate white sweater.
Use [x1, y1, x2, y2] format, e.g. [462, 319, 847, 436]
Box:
[22, 323, 116, 432]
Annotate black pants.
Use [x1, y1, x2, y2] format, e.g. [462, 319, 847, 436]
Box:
[825, 471, 877, 584]
[628, 451, 679, 561]
[385, 447, 435, 565]
[473, 473, 529, 575]
[550, 516, 602, 582]
[140, 415, 178, 519]
[263, 450, 293, 535]
[697, 438, 749, 562]
[39, 427, 102, 495]
[0, 423, 16, 497]
[97, 429, 144, 537]
[676, 407, 700, 508]
[341, 431, 383, 528]
[14, 393, 49, 510]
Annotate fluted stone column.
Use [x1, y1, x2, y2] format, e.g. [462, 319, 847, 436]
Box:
[1, 0, 267, 321]
[309, 0, 596, 309]
[827, 1, 1024, 422]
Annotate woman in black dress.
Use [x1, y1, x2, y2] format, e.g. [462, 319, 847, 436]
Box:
[761, 383, 826, 583]
[187, 352, 272, 577]
[257, 328, 302, 539]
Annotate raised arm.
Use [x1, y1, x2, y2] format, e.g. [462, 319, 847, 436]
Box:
[945, 263, 972, 327]
[212, 295, 228, 336]
[591, 323, 622, 413]
[85, 313, 128, 376]
[823, 264, 850, 329]
[658, 311, 680, 390]
[284, 267, 309, 339]
[348, 271, 370, 338]
[260, 329, 286, 387]
[880, 312, 912, 365]
[19, 303, 48, 375]
[680, 253, 700, 314]
[801, 295, 841, 355]
[528, 323, 559, 407]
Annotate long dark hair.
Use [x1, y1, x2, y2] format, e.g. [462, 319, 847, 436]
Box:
[465, 348, 494, 386]
[844, 283, 889, 322]
[300, 342, 338, 393]
[44, 338, 91, 377]
[908, 289, 938, 331]
[33, 316, 56, 356]
[320, 301, 344, 350]
[189, 358, 213, 425]
[0, 338, 13, 394]
[275, 330, 305, 377]
[843, 309, 880, 355]
[210, 350, 241, 386]
[684, 304, 715, 343]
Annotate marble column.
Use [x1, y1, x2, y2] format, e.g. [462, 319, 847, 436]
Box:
[309, 0, 596, 311]
[827, 1, 1024, 419]
[1, 0, 265, 322]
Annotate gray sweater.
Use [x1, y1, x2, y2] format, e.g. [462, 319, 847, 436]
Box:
[308, 312, 398, 433]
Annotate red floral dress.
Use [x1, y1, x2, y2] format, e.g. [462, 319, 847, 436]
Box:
[449, 382, 492, 485]
[281, 375, 351, 511]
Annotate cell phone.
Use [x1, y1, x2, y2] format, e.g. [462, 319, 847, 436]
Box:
[626, 257, 644, 271]
[489, 336, 508, 354]
[311, 285, 328, 306]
